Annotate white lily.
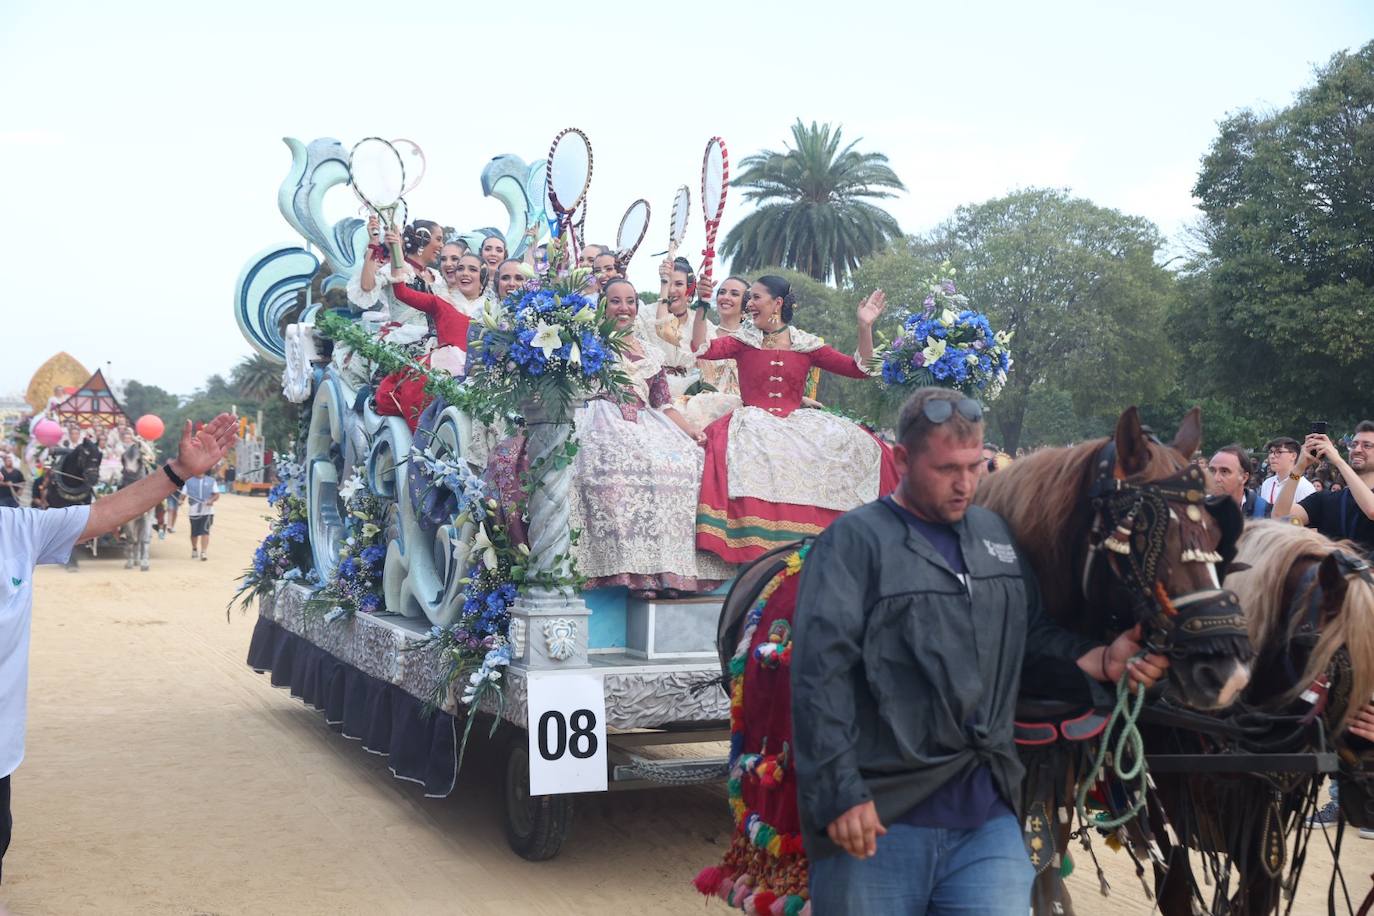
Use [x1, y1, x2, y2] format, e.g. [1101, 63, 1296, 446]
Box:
[481, 300, 504, 331]
[572, 303, 598, 324]
[940, 309, 957, 327]
[994, 329, 1014, 346]
[922, 337, 947, 364]
[567, 340, 582, 367]
[338, 474, 364, 501]
[531, 320, 563, 358]
[472, 523, 499, 570]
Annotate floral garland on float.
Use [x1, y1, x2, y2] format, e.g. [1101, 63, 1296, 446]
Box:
[872, 270, 1013, 400]
[230, 461, 315, 615]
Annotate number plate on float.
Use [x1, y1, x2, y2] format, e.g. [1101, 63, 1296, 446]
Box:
[527, 672, 608, 795]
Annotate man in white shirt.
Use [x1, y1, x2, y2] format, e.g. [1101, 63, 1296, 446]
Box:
[183, 471, 219, 561]
[0, 414, 236, 884]
[1259, 437, 1314, 517]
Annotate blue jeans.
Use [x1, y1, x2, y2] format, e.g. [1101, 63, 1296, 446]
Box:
[809, 814, 1033, 916]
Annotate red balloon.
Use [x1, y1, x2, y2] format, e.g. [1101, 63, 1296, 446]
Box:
[135, 414, 165, 440]
[33, 419, 62, 447]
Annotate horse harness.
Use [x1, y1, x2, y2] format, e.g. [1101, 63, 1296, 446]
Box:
[1082, 441, 1252, 662]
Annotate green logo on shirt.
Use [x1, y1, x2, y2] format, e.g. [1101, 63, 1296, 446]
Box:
[10, 577, 20, 587]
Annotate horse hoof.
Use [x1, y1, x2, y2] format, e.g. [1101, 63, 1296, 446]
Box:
[140, 565, 150, 572]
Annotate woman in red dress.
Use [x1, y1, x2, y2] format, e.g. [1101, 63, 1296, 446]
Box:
[374, 282, 473, 429]
[690, 276, 899, 564]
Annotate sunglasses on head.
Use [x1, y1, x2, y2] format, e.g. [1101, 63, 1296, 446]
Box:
[922, 397, 983, 424]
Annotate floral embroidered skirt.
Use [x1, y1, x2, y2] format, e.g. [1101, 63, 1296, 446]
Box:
[696, 406, 900, 564]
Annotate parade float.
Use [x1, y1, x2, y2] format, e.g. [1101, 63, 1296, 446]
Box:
[236, 131, 738, 860]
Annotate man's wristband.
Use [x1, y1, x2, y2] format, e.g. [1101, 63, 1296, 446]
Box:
[162, 462, 186, 488]
[1289, 471, 1303, 481]
[691, 298, 711, 312]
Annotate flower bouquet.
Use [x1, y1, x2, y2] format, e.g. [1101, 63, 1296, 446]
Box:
[467, 258, 631, 421]
[229, 461, 314, 614]
[875, 275, 1013, 400]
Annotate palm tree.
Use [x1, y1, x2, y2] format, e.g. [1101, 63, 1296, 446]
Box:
[231, 354, 281, 403]
[721, 120, 905, 284]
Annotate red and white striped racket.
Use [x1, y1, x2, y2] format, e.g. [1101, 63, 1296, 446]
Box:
[699, 137, 729, 288]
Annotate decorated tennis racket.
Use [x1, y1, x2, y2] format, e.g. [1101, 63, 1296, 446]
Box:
[699, 137, 729, 288]
[392, 138, 427, 195]
[615, 199, 651, 267]
[545, 127, 593, 261]
[665, 184, 691, 268]
[348, 137, 407, 268]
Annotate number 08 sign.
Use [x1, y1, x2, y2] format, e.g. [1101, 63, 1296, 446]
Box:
[526, 672, 608, 795]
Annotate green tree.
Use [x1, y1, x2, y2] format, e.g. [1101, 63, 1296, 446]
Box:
[721, 120, 905, 284]
[930, 188, 1178, 452]
[1174, 42, 1374, 436]
[230, 354, 282, 403]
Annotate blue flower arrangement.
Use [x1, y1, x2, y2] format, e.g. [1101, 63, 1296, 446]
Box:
[876, 275, 1013, 399]
[409, 444, 524, 692]
[230, 461, 314, 614]
[310, 470, 387, 620]
[467, 261, 630, 419]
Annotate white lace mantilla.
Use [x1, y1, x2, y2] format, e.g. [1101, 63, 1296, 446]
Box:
[726, 406, 882, 512]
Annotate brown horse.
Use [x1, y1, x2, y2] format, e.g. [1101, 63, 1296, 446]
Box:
[978, 406, 1253, 710]
[1146, 521, 1374, 915]
[977, 406, 1256, 915]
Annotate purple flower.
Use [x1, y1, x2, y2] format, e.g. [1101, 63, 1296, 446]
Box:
[941, 280, 957, 295]
[912, 352, 926, 367]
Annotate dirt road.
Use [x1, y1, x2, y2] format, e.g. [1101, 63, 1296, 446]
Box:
[4, 495, 1371, 913]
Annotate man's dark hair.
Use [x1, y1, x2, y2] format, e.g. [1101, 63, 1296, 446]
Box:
[1265, 436, 1300, 454]
[1214, 444, 1253, 480]
[1356, 420, 1374, 435]
[897, 388, 982, 454]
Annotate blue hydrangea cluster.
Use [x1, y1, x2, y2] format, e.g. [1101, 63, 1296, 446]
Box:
[470, 273, 623, 399]
[878, 279, 1013, 398]
[234, 487, 311, 605]
[316, 489, 387, 617]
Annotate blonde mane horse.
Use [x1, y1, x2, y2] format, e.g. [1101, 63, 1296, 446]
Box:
[1226, 520, 1374, 732]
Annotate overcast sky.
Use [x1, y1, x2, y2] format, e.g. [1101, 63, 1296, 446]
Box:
[2, 0, 1369, 399]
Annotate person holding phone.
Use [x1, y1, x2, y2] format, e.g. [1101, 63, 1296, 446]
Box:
[1272, 420, 1374, 556]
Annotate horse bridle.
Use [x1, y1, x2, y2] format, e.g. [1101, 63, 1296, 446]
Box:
[1083, 442, 1252, 660]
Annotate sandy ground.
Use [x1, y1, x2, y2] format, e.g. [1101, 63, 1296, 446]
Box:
[2, 494, 1371, 914]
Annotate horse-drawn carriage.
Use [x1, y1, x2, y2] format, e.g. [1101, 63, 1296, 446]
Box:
[236, 133, 1374, 913]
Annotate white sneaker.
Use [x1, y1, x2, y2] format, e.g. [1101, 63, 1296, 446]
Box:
[191, 550, 199, 560]
[1360, 828, 1374, 840]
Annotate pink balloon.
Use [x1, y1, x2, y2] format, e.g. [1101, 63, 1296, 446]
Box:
[33, 419, 62, 447]
[135, 414, 165, 440]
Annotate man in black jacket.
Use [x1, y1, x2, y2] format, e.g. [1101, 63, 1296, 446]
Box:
[793, 388, 1167, 915]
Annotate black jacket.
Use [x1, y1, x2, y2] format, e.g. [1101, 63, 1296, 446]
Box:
[791, 500, 1098, 859]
